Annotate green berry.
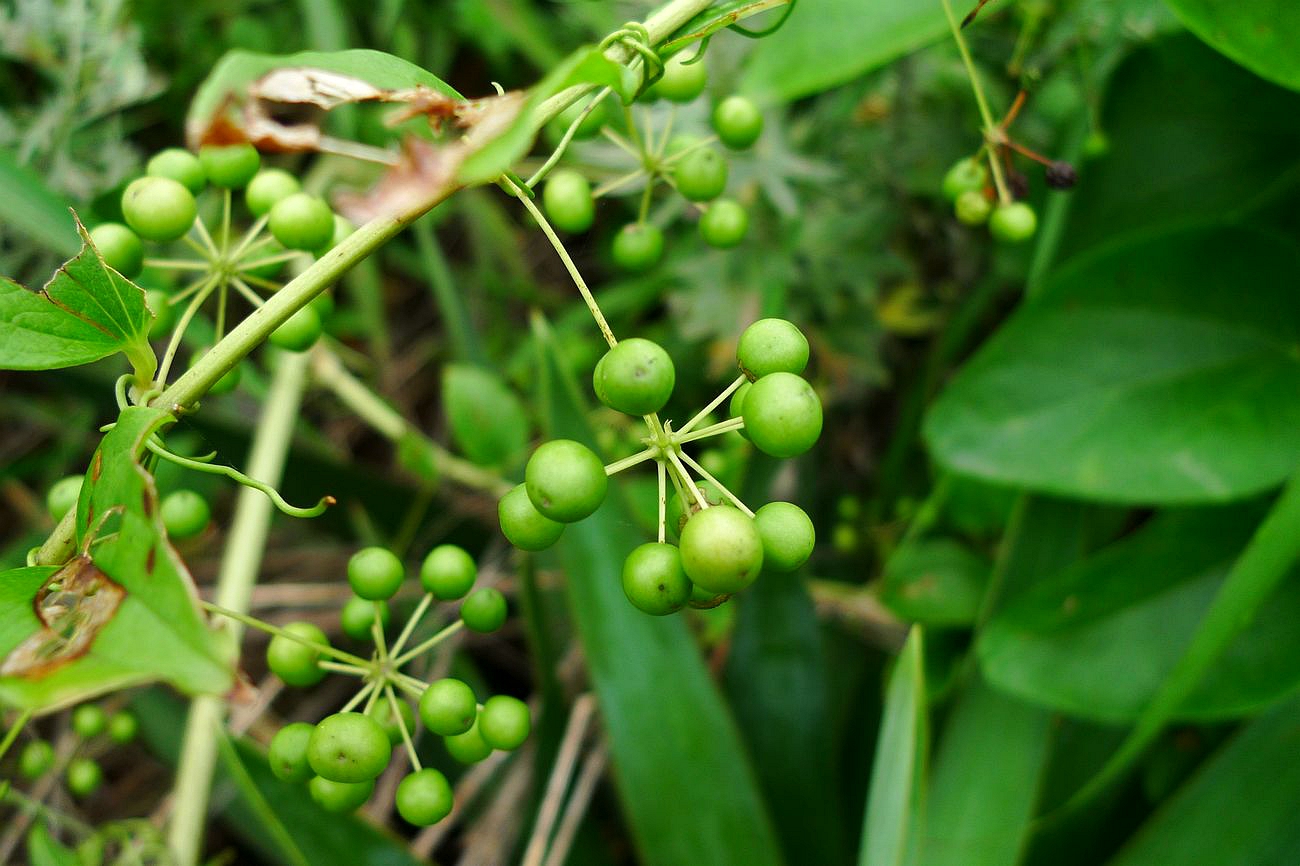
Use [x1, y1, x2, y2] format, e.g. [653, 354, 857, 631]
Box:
[396, 768, 454, 826]
[524, 439, 608, 523]
[753, 502, 815, 572]
[307, 712, 392, 783]
[622, 542, 692, 615]
[1083, 129, 1110, 159]
[989, 202, 1037, 243]
[339, 595, 390, 641]
[122, 176, 197, 242]
[611, 222, 665, 272]
[161, 489, 210, 539]
[269, 722, 315, 782]
[147, 148, 206, 195]
[89, 223, 144, 277]
[266, 621, 329, 687]
[66, 758, 102, 797]
[673, 148, 728, 202]
[420, 678, 477, 736]
[245, 168, 302, 217]
[71, 704, 106, 739]
[268, 305, 322, 352]
[690, 583, 728, 607]
[652, 52, 707, 103]
[460, 587, 507, 633]
[478, 695, 530, 751]
[554, 98, 607, 140]
[594, 338, 675, 416]
[420, 544, 477, 599]
[955, 189, 992, 225]
[47, 475, 82, 522]
[147, 289, 174, 337]
[19, 740, 54, 780]
[667, 480, 725, 539]
[347, 547, 405, 600]
[712, 96, 763, 149]
[309, 776, 373, 812]
[729, 381, 751, 419]
[741, 372, 823, 458]
[199, 143, 261, 189]
[543, 169, 594, 233]
[499, 484, 565, 551]
[699, 198, 748, 248]
[107, 711, 138, 744]
[269, 193, 335, 251]
[942, 157, 988, 201]
[679, 505, 764, 594]
[443, 717, 492, 764]
[372, 697, 416, 745]
[315, 214, 355, 256]
[737, 319, 809, 379]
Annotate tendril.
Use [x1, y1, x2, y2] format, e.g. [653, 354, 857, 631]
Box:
[144, 438, 335, 518]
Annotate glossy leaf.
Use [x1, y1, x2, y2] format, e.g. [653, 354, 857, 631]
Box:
[979, 504, 1300, 722]
[442, 363, 529, 467]
[0, 149, 78, 256]
[1164, 0, 1300, 92]
[1108, 692, 1300, 866]
[880, 539, 988, 627]
[533, 318, 784, 866]
[859, 627, 927, 866]
[0, 219, 156, 378]
[924, 226, 1300, 504]
[918, 678, 1051, 866]
[742, 0, 946, 100]
[0, 407, 231, 712]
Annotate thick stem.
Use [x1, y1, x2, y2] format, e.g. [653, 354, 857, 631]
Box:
[167, 351, 310, 866]
[33, 509, 77, 566]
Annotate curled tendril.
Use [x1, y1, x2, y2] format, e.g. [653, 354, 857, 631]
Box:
[730, 0, 797, 37]
[143, 437, 335, 519]
[600, 22, 664, 95]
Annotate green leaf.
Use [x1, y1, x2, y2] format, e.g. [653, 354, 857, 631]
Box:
[917, 677, 1051, 866]
[456, 45, 626, 185]
[0, 149, 78, 257]
[1057, 36, 1300, 263]
[532, 317, 784, 866]
[0, 219, 156, 378]
[1108, 692, 1300, 866]
[880, 539, 988, 627]
[1163, 0, 1300, 92]
[0, 407, 231, 712]
[979, 504, 1300, 723]
[860, 627, 927, 866]
[442, 363, 529, 467]
[25, 824, 81, 866]
[924, 226, 1300, 504]
[742, 0, 946, 100]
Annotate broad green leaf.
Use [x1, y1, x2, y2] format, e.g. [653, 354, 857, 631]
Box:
[456, 45, 626, 185]
[442, 363, 529, 467]
[880, 539, 988, 627]
[1057, 36, 1300, 263]
[533, 318, 784, 866]
[0, 220, 156, 378]
[186, 48, 460, 145]
[979, 504, 1300, 723]
[1108, 692, 1300, 866]
[133, 689, 424, 866]
[918, 678, 1051, 866]
[1163, 0, 1300, 92]
[860, 627, 927, 866]
[0, 407, 230, 712]
[25, 824, 80, 866]
[924, 226, 1300, 504]
[742, 0, 946, 100]
[727, 566, 844, 866]
[0, 149, 78, 256]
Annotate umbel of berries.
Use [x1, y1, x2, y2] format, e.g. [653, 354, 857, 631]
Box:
[499, 318, 820, 616]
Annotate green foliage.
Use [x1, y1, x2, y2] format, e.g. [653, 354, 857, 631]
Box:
[1164, 0, 1300, 91]
[442, 363, 529, 467]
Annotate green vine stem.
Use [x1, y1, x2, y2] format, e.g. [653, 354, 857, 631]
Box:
[168, 351, 310, 866]
[940, 0, 1012, 204]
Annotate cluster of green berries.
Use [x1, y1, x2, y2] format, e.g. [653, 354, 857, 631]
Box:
[543, 51, 763, 269]
[263, 544, 529, 824]
[16, 704, 137, 799]
[499, 318, 820, 615]
[941, 157, 1038, 243]
[48, 476, 210, 540]
[87, 143, 350, 395]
